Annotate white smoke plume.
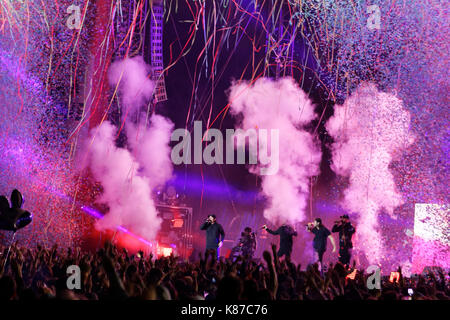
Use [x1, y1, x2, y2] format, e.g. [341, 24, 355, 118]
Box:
[126, 115, 174, 190]
[86, 121, 162, 239]
[83, 56, 173, 240]
[326, 83, 414, 265]
[228, 77, 322, 225]
[108, 56, 155, 112]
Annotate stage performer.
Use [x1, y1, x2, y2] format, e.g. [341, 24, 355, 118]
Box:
[200, 214, 225, 258]
[332, 214, 356, 266]
[306, 218, 336, 270]
[262, 223, 297, 259]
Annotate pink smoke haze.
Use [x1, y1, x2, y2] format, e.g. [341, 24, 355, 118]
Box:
[326, 83, 414, 265]
[107, 56, 155, 111]
[126, 115, 174, 190]
[82, 57, 174, 240]
[228, 77, 321, 225]
[86, 121, 162, 239]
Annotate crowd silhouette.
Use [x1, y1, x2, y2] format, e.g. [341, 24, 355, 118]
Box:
[0, 241, 448, 300]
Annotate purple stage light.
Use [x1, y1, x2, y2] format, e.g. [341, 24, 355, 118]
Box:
[80, 206, 153, 247]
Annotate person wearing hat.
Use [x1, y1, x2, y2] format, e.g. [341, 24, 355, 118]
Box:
[332, 214, 356, 266]
[306, 218, 336, 270]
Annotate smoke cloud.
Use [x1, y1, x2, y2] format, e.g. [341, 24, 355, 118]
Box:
[108, 56, 155, 111]
[86, 121, 162, 239]
[228, 77, 321, 225]
[126, 115, 174, 190]
[326, 83, 414, 265]
[83, 56, 173, 240]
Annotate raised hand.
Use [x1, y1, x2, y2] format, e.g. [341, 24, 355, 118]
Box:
[262, 250, 272, 264]
[271, 243, 277, 252]
[11, 252, 24, 275]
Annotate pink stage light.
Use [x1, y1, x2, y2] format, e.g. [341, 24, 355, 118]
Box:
[389, 272, 400, 283]
[160, 247, 173, 257]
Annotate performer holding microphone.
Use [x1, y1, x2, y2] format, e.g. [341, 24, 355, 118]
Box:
[332, 214, 355, 266]
[306, 218, 336, 270]
[262, 223, 297, 259]
[200, 214, 225, 258]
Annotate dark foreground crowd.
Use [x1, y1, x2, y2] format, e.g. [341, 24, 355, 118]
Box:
[0, 241, 448, 300]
